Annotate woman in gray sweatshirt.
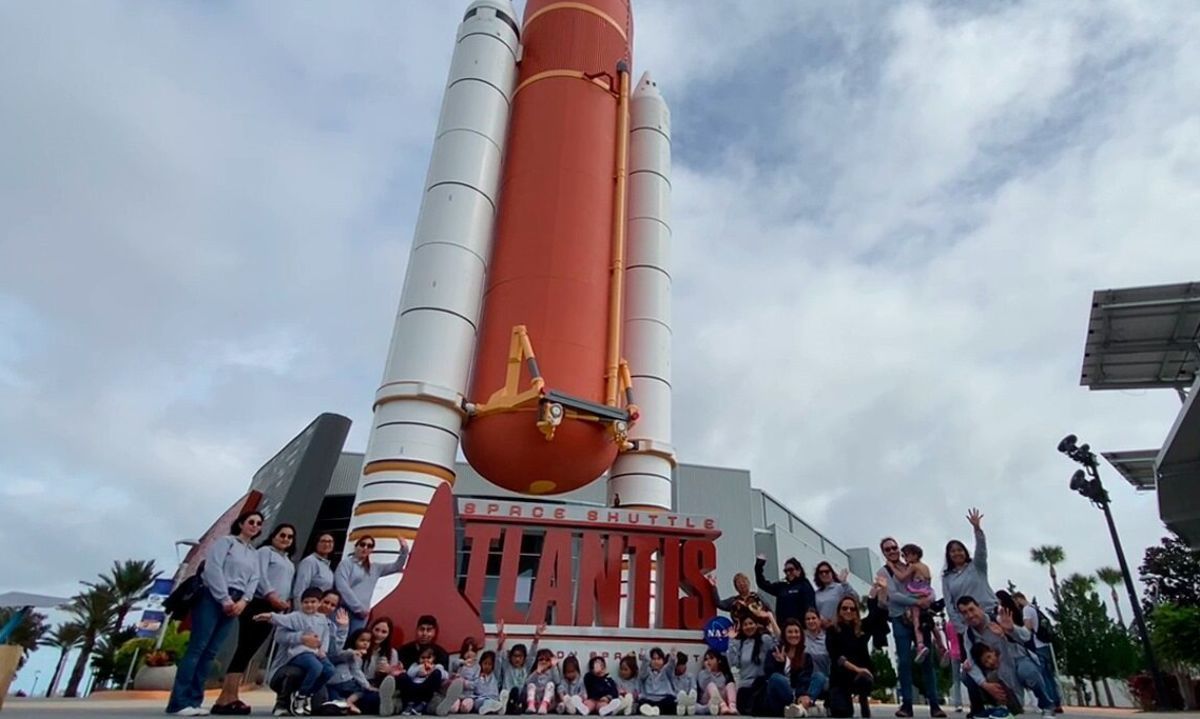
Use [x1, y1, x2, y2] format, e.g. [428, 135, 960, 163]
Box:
[218, 523, 297, 712]
[334, 534, 409, 633]
[293, 533, 336, 596]
[812, 562, 859, 625]
[167, 510, 264, 716]
[941, 509, 996, 632]
[725, 616, 779, 715]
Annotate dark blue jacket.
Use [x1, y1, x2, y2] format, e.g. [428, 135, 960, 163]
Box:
[755, 557, 816, 626]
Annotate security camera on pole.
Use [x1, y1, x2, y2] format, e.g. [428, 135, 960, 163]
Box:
[1056, 434, 1173, 709]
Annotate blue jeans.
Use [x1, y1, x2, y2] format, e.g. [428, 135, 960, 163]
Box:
[1015, 657, 1053, 711]
[891, 616, 942, 711]
[289, 652, 335, 696]
[799, 672, 828, 701]
[765, 675, 794, 715]
[1035, 646, 1061, 707]
[167, 591, 237, 712]
[950, 659, 963, 707]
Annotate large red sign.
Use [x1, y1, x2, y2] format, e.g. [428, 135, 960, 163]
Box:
[371, 486, 720, 655]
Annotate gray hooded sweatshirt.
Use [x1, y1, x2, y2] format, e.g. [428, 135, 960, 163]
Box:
[942, 528, 997, 627]
[639, 653, 677, 700]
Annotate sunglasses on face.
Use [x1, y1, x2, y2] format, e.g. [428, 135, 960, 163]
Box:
[246, 518, 263, 526]
[358, 542, 375, 549]
[883, 545, 898, 552]
[840, 606, 859, 613]
[818, 569, 833, 574]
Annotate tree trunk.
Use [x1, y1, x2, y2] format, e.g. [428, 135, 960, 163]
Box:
[1050, 567, 1061, 605]
[47, 649, 69, 697]
[62, 633, 96, 698]
[1109, 588, 1126, 629]
[1102, 677, 1114, 707]
[1090, 679, 1101, 707]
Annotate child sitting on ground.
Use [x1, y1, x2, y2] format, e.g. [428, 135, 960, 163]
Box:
[584, 657, 622, 717]
[471, 650, 504, 715]
[558, 655, 589, 715]
[325, 628, 379, 715]
[526, 648, 558, 714]
[402, 647, 447, 715]
[696, 650, 736, 715]
[498, 620, 544, 714]
[450, 637, 483, 714]
[673, 653, 697, 716]
[637, 648, 677, 716]
[615, 656, 639, 716]
[891, 544, 935, 662]
[253, 587, 336, 716]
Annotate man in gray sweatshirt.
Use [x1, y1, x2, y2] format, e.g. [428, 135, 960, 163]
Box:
[957, 597, 1054, 718]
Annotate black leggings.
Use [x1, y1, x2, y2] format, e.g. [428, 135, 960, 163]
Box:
[228, 597, 275, 673]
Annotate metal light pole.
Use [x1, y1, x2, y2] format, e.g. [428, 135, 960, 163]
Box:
[1058, 434, 1173, 709]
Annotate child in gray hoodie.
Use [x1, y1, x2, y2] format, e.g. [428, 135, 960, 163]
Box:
[615, 656, 639, 716]
[525, 649, 558, 713]
[325, 628, 379, 714]
[254, 588, 336, 715]
[557, 655, 588, 715]
[673, 653, 698, 716]
[498, 620, 543, 715]
[637, 648, 677, 716]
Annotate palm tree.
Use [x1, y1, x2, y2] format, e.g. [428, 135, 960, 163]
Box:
[1095, 567, 1126, 629]
[62, 587, 117, 698]
[90, 559, 159, 634]
[1031, 545, 1066, 602]
[41, 621, 85, 697]
[0, 608, 49, 669]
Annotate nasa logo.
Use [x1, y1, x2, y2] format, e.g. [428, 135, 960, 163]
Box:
[703, 616, 734, 651]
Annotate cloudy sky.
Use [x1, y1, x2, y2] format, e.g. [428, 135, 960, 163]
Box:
[3, 0, 1198, 648]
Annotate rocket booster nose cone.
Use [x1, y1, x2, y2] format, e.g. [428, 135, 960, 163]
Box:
[634, 71, 661, 99]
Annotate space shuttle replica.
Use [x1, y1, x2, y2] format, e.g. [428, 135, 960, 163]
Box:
[347, 0, 675, 555]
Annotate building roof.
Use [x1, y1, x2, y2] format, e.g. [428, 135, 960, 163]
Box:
[1156, 375, 1200, 546]
[1080, 282, 1200, 391]
[1101, 449, 1159, 491]
[0, 591, 70, 609]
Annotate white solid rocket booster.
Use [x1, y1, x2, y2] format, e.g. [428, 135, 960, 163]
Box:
[608, 73, 675, 511]
[347, 0, 520, 560]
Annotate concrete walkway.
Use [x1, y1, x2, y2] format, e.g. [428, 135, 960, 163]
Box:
[2, 691, 1192, 719]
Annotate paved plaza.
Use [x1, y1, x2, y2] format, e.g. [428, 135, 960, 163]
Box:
[3, 691, 1191, 719]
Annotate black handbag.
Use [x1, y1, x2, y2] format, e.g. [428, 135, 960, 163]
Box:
[163, 560, 206, 619]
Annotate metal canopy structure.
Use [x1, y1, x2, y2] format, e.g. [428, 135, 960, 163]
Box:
[1080, 282, 1200, 391]
[1102, 449, 1159, 492]
[1157, 374, 1200, 545]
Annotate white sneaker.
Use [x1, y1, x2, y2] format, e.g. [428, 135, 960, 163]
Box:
[640, 705, 656, 717]
[499, 690, 511, 713]
[707, 694, 720, 717]
[620, 695, 635, 716]
[480, 699, 504, 715]
[380, 676, 397, 716]
[291, 694, 312, 716]
[561, 700, 573, 715]
[273, 709, 289, 717]
[171, 709, 204, 717]
[1041, 711, 1056, 718]
[437, 680, 466, 716]
[573, 696, 591, 715]
[598, 700, 619, 717]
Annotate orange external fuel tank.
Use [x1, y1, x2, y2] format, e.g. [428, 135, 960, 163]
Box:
[462, 0, 633, 495]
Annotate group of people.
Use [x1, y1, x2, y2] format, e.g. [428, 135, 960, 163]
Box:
[165, 506, 1063, 719]
[708, 509, 1063, 719]
[165, 510, 408, 716]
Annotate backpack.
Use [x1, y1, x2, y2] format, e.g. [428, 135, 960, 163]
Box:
[1032, 606, 1054, 644]
[162, 561, 205, 619]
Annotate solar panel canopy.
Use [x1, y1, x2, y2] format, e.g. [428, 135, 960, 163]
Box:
[1080, 282, 1200, 391]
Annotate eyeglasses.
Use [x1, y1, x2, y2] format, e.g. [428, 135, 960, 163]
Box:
[818, 569, 833, 575]
[358, 542, 375, 549]
[246, 518, 263, 526]
[882, 545, 899, 552]
[278, 533, 294, 539]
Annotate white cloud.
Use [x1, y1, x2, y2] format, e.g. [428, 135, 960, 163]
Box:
[1, 0, 1198, 627]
